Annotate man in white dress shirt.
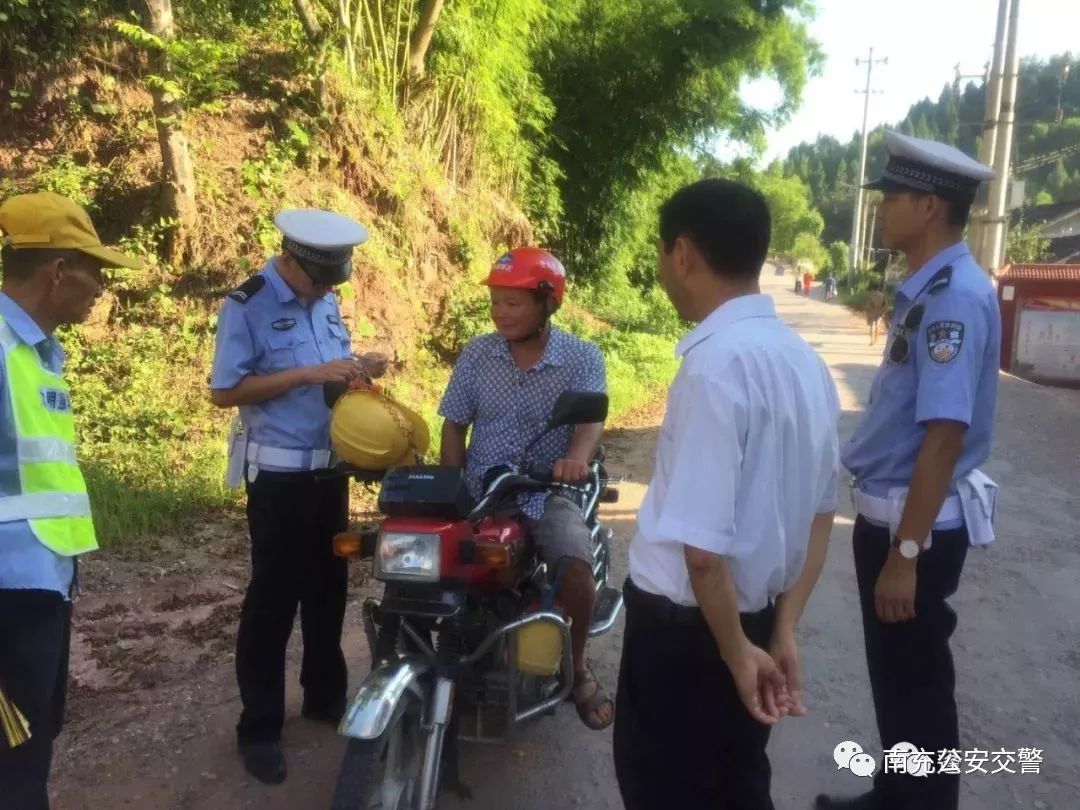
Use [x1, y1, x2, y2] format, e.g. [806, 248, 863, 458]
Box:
[612, 179, 841, 810]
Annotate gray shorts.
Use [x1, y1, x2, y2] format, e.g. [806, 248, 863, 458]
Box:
[525, 493, 593, 568]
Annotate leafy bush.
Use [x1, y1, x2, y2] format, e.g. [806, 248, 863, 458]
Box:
[825, 240, 849, 280]
[63, 305, 234, 548]
[114, 20, 245, 111]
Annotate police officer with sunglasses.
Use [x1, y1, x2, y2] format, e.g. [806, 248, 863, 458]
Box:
[817, 132, 1002, 810]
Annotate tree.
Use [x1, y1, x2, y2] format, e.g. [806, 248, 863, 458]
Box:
[1047, 159, 1070, 199]
[290, 0, 329, 106]
[755, 169, 824, 254]
[939, 84, 960, 144]
[1005, 222, 1052, 265]
[292, 0, 323, 43]
[781, 56, 1080, 240]
[141, 0, 196, 267]
[537, 0, 820, 280]
[791, 232, 826, 269]
[409, 0, 446, 76]
[827, 240, 849, 279]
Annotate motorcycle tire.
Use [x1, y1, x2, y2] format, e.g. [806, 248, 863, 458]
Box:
[330, 690, 427, 810]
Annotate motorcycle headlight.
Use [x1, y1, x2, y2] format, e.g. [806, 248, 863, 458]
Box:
[374, 532, 440, 582]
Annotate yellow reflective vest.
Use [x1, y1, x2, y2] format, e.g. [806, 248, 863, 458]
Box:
[0, 316, 96, 556]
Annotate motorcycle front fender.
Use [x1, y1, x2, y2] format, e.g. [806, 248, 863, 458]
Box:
[338, 655, 433, 740]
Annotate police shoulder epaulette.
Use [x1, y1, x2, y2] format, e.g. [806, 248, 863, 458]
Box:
[927, 265, 953, 295]
[227, 275, 266, 304]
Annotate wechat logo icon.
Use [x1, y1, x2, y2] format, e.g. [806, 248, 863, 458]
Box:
[834, 740, 878, 778]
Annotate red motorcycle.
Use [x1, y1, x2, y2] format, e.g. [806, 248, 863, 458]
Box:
[327, 391, 622, 810]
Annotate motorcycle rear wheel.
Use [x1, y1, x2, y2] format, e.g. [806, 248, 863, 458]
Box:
[330, 690, 426, 810]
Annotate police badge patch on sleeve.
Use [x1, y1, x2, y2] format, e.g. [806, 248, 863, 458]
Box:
[926, 320, 964, 363]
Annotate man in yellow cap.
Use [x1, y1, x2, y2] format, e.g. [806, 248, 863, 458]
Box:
[0, 191, 139, 809]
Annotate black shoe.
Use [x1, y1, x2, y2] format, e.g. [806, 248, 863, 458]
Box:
[814, 791, 880, 810]
[239, 740, 287, 785]
[301, 700, 346, 726]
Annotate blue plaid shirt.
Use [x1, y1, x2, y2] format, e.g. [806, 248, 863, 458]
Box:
[438, 328, 606, 519]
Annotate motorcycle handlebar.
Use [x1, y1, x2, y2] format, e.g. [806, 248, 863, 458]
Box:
[526, 464, 553, 484]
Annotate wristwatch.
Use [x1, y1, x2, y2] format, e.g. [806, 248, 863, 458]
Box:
[892, 537, 923, 560]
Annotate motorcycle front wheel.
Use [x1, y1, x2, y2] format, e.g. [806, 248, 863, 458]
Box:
[330, 689, 426, 810]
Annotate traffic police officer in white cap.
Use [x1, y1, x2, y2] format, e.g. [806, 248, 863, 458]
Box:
[816, 132, 1001, 810]
[210, 209, 387, 784]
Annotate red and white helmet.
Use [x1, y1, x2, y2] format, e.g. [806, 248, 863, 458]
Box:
[483, 247, 567, 306]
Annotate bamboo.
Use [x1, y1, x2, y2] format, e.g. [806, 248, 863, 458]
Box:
[375, 0, 390, 81]
[338, 0, 355, 74]
[350, 0, 364, 73]
[361, 1, 385, 93]
[394, 0, 409, 97]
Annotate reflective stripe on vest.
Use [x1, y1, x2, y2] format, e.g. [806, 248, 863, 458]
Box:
[0, 316, 97, 556]
[0, 491, 92, 522]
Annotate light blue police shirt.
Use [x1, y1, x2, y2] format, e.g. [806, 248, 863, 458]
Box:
[210, 259, 352, 470]
[0, 293, 75, 597]
[842, 242, 1001, 503]
[438, 328, 606, 519]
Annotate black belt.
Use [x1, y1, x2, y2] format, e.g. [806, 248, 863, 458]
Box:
[623, 577, 774, 628]
[623, 577, 707, 627]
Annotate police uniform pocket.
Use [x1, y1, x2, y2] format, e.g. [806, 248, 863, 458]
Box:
[327, 322, 350, 355]
[265, 331, 315, 371]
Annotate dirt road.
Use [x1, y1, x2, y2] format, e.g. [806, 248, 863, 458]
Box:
[52, 266, 1080, 809]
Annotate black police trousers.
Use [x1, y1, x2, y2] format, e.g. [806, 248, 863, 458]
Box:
[0, 588, 71, 810]
[235, 469, 349, 745]
[854, 516, 968, 810]
[614, 578, 777, 810]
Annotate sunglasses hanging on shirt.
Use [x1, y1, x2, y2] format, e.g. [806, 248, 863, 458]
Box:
[888, 302, 926, 364]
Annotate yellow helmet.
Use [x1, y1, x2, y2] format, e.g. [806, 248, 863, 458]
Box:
[330, 388, 430, 470]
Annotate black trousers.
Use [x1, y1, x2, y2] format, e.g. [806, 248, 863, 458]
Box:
[614, 578, 777, 810]
[853, 516, 968, 810]
[236, 470, 349, 745]
[0, 588, 72, 810]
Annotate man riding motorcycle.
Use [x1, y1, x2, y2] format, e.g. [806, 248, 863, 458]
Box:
[438, 247, 614, 730]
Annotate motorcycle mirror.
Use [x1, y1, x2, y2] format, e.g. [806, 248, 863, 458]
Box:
[517, 391, 609, 467]
[545, 391, 608, 430]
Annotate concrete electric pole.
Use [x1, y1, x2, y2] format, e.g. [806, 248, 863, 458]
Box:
[984, 0, 1021, 271]
[970, 0, 1012, 264]
[849, 48, 888, 284]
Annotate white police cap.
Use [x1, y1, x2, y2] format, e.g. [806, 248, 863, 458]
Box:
[864, 130, 996, 203]
[274, 209, 368, 285]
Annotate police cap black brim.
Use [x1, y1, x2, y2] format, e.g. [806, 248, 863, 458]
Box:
[863, 176, 925, 195]
[297, 257, 353, 286]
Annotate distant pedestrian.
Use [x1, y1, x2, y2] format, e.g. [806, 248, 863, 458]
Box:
[802, 271, 812, 296]
[824, 273, 836, 302]
[865, 283, 887, 345]
[795, 277, 802, 295]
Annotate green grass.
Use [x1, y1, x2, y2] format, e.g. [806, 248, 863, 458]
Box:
[82, 439, 237, 551]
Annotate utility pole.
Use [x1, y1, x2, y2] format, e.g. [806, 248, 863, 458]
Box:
[863, 197, 877, 267]
[1057, 63, 1071, 124]
[849, 48, 888, 284]
[971, 0, 1012, 264]
[985, 0, 1021, 271]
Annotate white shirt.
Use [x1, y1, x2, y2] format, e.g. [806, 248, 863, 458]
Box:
[628, 294, 840, 612]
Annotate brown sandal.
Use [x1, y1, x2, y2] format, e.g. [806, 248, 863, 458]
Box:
[569, 665, 615, 730]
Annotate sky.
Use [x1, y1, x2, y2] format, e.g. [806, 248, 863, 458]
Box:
[726, 0, 1080, 165]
